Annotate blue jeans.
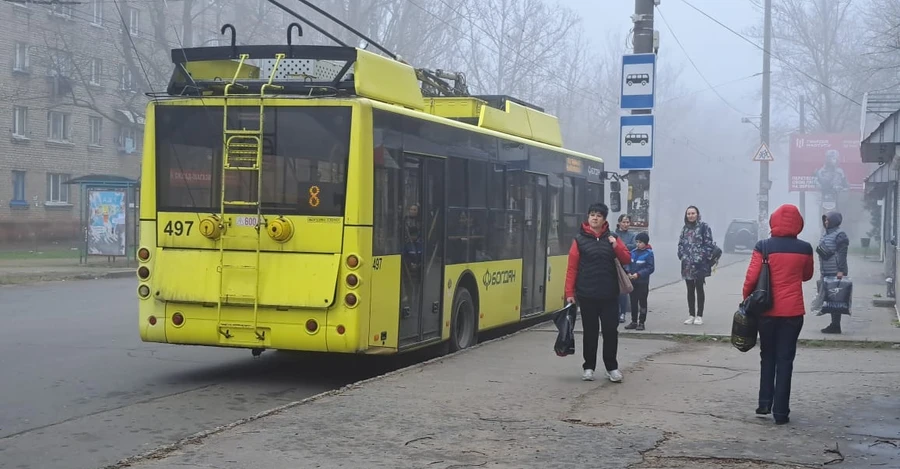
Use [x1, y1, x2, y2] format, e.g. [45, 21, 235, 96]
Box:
[618, 294, 629, 318]
[758, 316, 804, 421]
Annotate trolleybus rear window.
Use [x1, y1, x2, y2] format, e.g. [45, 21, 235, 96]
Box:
[155, 105, 351, 216]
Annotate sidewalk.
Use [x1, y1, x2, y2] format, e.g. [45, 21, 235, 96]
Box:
[0, 257, 134, 286]
[118, 330, 900, 468]
[539, 253, 899, 344]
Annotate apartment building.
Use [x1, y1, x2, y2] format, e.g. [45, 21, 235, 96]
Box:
[0, 0, 151, 243]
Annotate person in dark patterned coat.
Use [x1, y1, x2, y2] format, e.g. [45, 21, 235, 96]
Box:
[677, 205, 717, 325]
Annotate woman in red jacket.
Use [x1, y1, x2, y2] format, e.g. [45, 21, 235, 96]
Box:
[565, 203, 632, 383]
[742, 204, 814, 425]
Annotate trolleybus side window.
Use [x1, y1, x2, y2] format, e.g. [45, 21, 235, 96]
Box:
[373, 113, 404, 256]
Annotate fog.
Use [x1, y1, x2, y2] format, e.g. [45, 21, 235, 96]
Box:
[1, 0, 898, 258]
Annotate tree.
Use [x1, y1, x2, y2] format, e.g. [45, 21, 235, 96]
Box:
[755, 0, 870, 133]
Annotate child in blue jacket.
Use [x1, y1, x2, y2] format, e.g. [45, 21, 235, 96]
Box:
[625, 232, 655, 331]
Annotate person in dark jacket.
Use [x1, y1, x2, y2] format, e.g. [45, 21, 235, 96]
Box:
[742, 204, 814, 425]
[817, 211, 850, 334]
[677, 205, 717, 325]
[565, 203, 632, 383]
[625, 232, 654, 331]
[615, 214, 638, 323]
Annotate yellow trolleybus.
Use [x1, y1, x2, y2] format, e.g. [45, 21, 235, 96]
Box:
[137, 35, 606, 355]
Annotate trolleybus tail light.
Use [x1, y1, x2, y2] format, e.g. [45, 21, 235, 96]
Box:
[137, 266, 150, 280]
[345, 293, 358, 307]
[148, 315, 157, 326]
[138, 248, 150, 262]
[346, 273, 359, 287]
[138, 285, 151, 298]
[346, 254, 359, 269]
[306, 319, 318, 333]
[172, 312, 185, 327]
[336, 324, 346, 335]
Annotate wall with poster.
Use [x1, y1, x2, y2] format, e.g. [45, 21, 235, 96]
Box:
[789, 133, 868, 193]
[87, 189, 127, 256]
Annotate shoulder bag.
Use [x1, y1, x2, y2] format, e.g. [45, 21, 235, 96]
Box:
[742, 240, 772, 316]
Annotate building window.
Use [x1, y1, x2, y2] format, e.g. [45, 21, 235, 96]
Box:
[128, 8, 140, 36]
[118, 125, 137, 153]
[90, 59, 102, 85]
[89, 117, 102, 146]
[12, 171, 26, 203]
[13, 106, 28, 138]
[119, 64, 134, 91]
[91, 0, 103, 24]
[49, 3, 74, 18]
[48, 111, 70, 142]
[48, 49, 72, 77]
[14, 42, 30, 72]
[47, 173, 70, 203]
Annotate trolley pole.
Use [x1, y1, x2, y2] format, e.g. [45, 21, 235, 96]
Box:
[626, 0, 656, 228]
[758, 0, 772, 239]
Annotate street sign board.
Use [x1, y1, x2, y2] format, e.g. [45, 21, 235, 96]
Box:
[752, 142, 774, 162]
[620, 53, 656, 110]
[619, 115, 654, 170]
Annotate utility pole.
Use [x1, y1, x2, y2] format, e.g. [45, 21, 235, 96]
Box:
[758, 0, 772, 239]
[626, 0, 655, 229]
[798, 95, 806, 221]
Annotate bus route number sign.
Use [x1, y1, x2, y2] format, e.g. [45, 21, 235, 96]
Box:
[163, 220, 194, 236]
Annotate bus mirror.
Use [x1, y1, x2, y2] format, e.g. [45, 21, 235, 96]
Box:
[609, 192, 621, 213]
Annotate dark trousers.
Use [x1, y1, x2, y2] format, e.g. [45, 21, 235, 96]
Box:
[686, 278, 706, 316]
[578, 296, 620, 372]
[758, 316, 804, 420]
[629, 283, 649, 323]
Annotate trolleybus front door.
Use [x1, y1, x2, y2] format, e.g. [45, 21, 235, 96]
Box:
[522, 173, 549, 316]
[399, 154, 445, 347]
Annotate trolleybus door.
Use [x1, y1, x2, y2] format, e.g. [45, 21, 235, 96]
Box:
[399, 154, 445, 346]
[522, 172, 549, 317]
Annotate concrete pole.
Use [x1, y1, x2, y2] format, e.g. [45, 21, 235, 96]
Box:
[759, 0, 772, 239]
[799, 95, 806, 221]
[628, 0, 655, 228]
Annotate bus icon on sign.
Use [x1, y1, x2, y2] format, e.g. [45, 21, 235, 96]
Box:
[625, 132, 649, 146]
[626, 73, 649, 86]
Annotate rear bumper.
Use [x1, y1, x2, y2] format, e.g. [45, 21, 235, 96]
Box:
[139, 300, 365, 353]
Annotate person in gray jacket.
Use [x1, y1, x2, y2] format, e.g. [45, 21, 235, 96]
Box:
[817, 211, 849, 334]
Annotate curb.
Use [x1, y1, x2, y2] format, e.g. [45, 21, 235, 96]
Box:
[0, 269, 134, 286]
[608, 332, 900, 349]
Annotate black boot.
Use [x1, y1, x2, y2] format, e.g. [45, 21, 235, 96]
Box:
[637, 308, 647, 330]
[822, 312, 842, 334]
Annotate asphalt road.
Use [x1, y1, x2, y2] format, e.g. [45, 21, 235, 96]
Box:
[0, 278, 412, 469]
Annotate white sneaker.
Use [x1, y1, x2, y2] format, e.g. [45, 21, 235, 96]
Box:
[694, 317, 704, 325]
[684, 316, 696, 325]
[582, 369, 595, 381]
[607, 369, 623, 382]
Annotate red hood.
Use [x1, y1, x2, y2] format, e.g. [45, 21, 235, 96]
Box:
[770, 204, 804, 237]
[581, 221, 610, 237]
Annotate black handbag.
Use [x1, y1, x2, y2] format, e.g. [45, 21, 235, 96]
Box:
[742, 239, 772, 316]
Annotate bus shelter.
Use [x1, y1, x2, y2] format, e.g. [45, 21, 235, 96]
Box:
[63, 175, 140, 264]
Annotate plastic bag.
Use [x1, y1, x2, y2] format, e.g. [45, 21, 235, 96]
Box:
[821, 276, 853, 316]
[552, 303, 577, 357]
[810, 279, 825, 315]
[731, 304, 758, 353]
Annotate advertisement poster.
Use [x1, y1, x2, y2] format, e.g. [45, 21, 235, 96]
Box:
[789, 133, 867, 193]
[88, 189, 127, 256]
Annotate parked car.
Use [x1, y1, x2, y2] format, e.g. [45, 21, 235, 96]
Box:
[723, 219, 759, 253]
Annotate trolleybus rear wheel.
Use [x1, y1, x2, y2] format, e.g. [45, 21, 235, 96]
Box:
[450, 287, 477, 352]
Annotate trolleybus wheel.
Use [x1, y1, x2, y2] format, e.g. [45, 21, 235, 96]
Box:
[450, 287, 477, 352]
